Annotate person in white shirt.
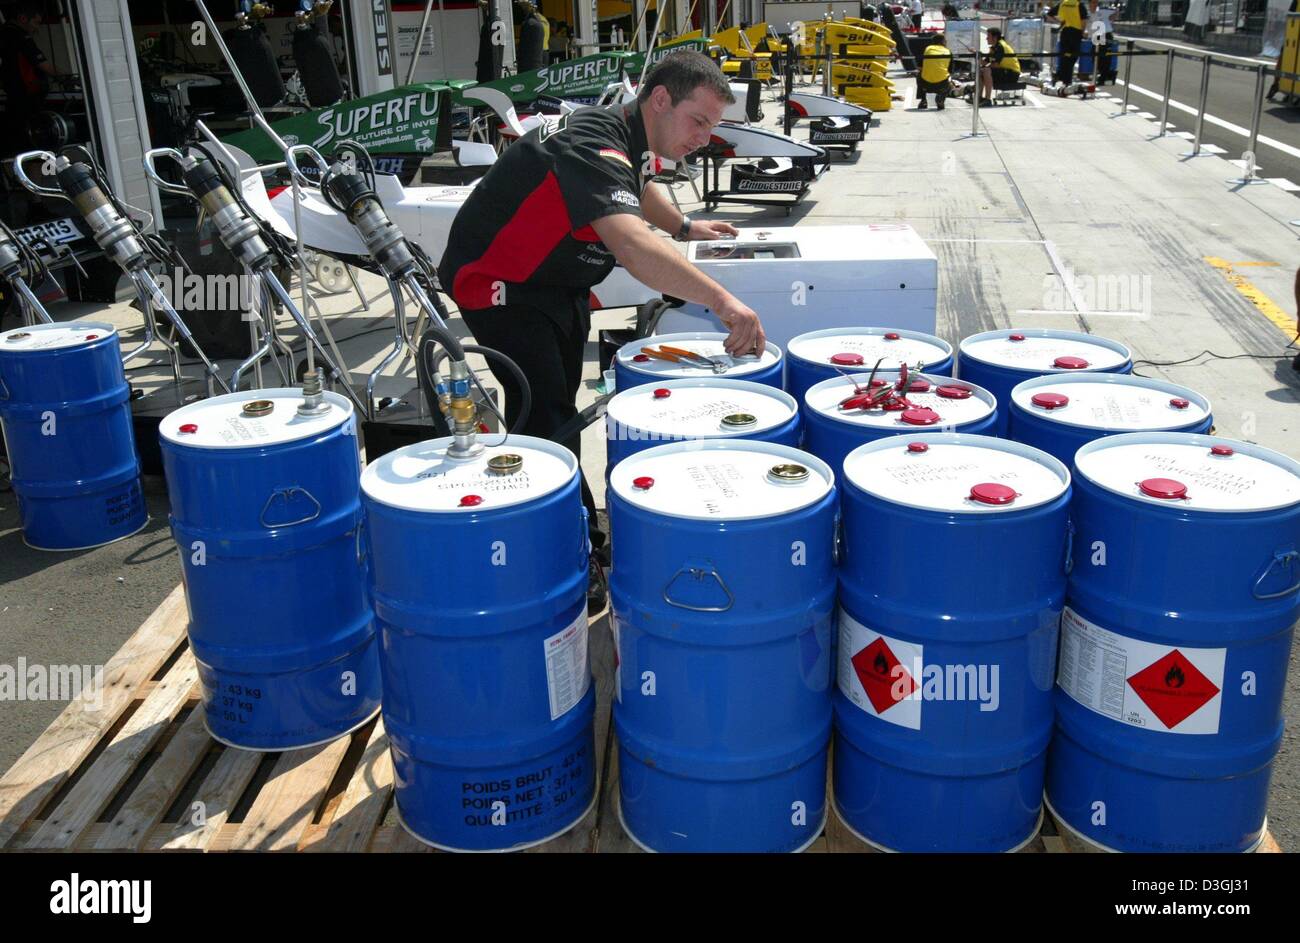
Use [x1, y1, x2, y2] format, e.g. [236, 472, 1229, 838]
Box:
[1087, 0, 1116, 84]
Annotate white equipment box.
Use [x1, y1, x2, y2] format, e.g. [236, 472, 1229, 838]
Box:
[655, 224, 938, 350]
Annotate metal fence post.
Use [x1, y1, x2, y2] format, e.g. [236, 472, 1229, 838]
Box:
[1247, 62, 1265, 159]
[971, 47, 981, 136]
[1189, 53, 1211, 155]
[1121, 39, 1134, 113]
[1159, 47, 1174, 136]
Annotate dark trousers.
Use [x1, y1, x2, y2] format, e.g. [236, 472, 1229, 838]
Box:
[459, 301, 605, 550]
[911, 13, 923, 29]
[1056, 27, 1082, 85]
[916, 76, 948, 104]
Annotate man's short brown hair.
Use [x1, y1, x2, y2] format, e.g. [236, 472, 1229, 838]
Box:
[637, 50, 736, 106]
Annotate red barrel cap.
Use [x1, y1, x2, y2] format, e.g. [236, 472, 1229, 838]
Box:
[884, 332, 901, 340]
[830, 352, 864, 366]
[1210, 445, 1234, 457]
[936, 385, 972, 400]
[85, 334, 99, 341]
[1170, 398, 1190, 410]
[869, 378, 887, 388]
[1054, 355, 1089, 369]
[882, 398, 908, 411]
[178, 423, 198, 434]
[907, 441, 930, 453]
[970, 483, 1017, 505]
[907, 379, 931, 393]
[632, 353, 650, 363]
[901, 407, 941, 426]
[1139, 478, 1187, 500]
[633, 476, 655, 490]
[1009, 333, 1026, 342]
[459, 494, 484, 507]
[653, 388, 671, 399]
[1031, 392, 1070, 410]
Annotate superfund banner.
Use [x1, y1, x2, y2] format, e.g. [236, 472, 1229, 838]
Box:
[223, 84, 448, 162]
[463, 37, 712, 104]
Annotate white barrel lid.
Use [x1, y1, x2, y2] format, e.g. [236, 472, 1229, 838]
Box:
[0, 321, 116, 352]
[959, 329, 1131, 373]
[362, 434, 578, 513]
[1074, 432, 1300, 513]
[843, 433, 1070, 513]
[1011, 373, 1211, 431]
[788, 326, 952, 372]
[159, 388, 353, 449]
[609, 439, 834, 522]
[804, 372, 995, 430]
[606, 378, 796, 439]
[617, 331, 782, 379]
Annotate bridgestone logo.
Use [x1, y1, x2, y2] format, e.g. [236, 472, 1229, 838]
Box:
[736, 179, 806, 192]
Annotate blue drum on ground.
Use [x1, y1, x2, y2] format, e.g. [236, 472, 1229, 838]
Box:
[609, 439, 838, 852]
[833, 433, 1071, 852]
[1047, 432, 1300, 853]
[958, 329, 1132, 436]
[0, 322, 146, 551]
[613, 331, 784, 391]
[160, 388, 380, 751]
[1007, 373, 1212, 468]
[785, 326, 953, 404]
[605, 377, 800, 473]
[362, 435, 596, 851]
[801, 371, 997, 477]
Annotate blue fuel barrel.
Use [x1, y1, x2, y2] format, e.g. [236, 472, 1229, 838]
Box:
[605, 377, 801, 474]
[833, 433, 1071, 851]
[0, 322, 146, 550]
[160, 388, 381, 751]
[1008, 373, 1212, 468]
[785, 327, 953, 404]
[609, 439, 838, 851]
[958, 329, 1132, 436]
[361, 436, 596, 851]
[801, 371, 996, 476]
[1047, 432, 1300, 853]
[613, 332, 784, 391]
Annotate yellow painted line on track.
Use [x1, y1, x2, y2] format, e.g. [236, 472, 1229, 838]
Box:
[1204, 257, 1297, 340]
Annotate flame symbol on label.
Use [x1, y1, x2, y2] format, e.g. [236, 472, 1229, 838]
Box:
[874, 652, 889, 675]
[1165, 664, 1186, 688]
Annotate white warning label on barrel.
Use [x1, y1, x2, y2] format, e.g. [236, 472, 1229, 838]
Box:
[544, 612, 590, 721]
[837, 609, 923, 730]
[1056, 607, 1224, 735]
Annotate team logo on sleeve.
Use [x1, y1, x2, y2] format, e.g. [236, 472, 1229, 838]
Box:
[610, 189, 640, 207]
[599, 147, 633, 169]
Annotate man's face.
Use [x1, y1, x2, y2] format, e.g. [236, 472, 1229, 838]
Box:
[645, 85, 728, 162]
[19, 15, 43, 34]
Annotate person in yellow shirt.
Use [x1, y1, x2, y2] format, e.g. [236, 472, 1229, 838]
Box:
[1048, 0, 1085, 85]
[916, 35, 952, 110]
[979, 28, 1022, 101]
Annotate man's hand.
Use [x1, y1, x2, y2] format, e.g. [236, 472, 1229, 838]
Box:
[690, 219, 738, 240]
[713, 294, 765, 357]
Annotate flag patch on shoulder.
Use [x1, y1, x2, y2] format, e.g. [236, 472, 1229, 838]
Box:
[599, 148, 632, 168]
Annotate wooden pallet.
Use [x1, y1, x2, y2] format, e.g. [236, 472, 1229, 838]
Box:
[0, 586, 1283, 853]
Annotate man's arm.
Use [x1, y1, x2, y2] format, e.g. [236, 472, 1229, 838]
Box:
[592, 212, 765, 356]
[640, 182, 740, 241]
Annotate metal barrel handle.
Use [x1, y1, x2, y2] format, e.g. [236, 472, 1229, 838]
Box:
[285, 144, 330, 189]
[13, 151, 63, 199]
[260, 486, 323, 529]
[143, 148, 194, 198]
[662, 563, 735, 613]
[1253, 549, 1300, 601]
[0, 371, 9, 402]
[580, 507, 591, 565]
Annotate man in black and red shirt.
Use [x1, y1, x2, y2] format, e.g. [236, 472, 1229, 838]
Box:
[1, 1, 55, 155]
[439, 51, 764, 608]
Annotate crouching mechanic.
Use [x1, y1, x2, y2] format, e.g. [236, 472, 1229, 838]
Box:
[979, 28, 1021, 103]
[916, 34, 951, 110]
[438, 51, 766, 612]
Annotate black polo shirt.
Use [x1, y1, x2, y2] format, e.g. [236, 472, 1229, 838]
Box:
[438, 101, 653, 325]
